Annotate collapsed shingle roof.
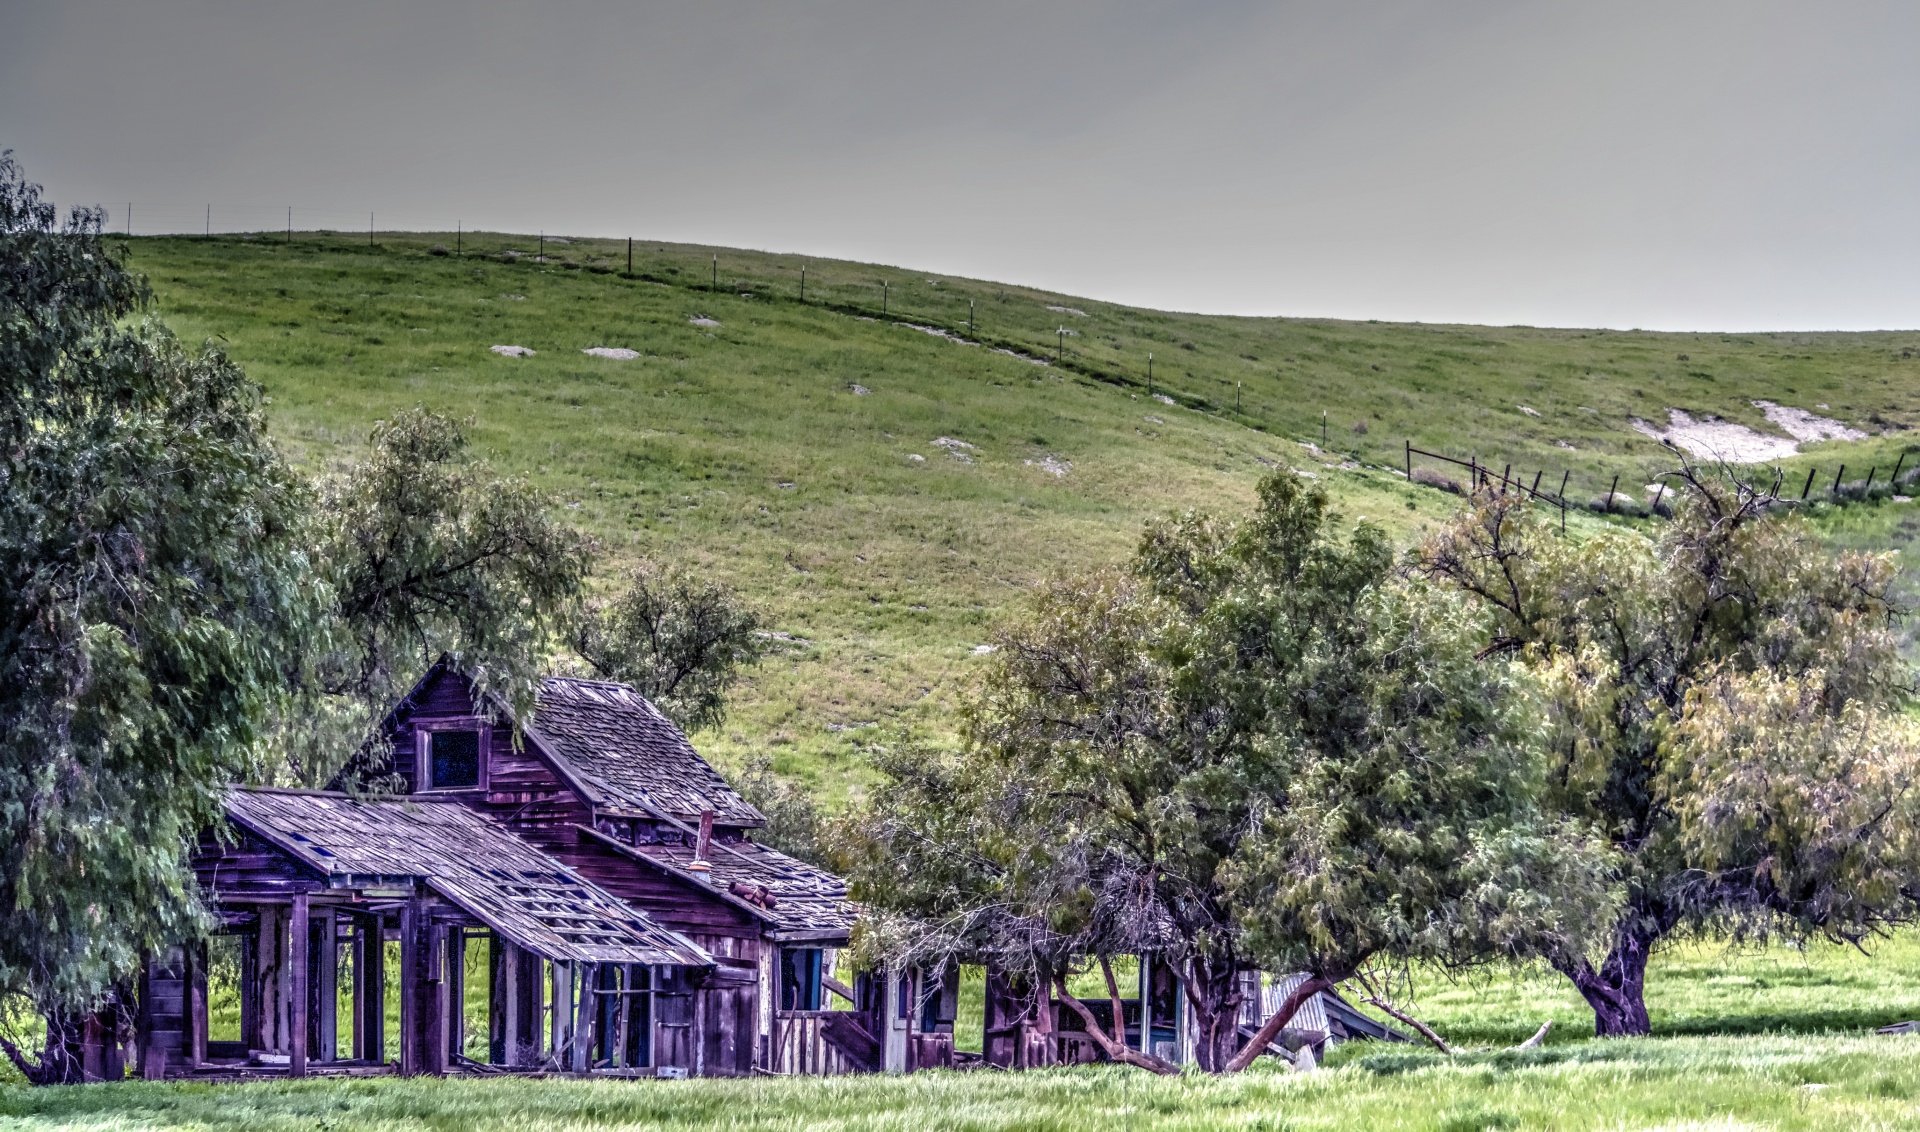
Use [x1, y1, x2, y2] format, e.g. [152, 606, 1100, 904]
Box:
[222, 787, 713, 967]
[633, 838, 858, 943]
[527, 677, 765, 827]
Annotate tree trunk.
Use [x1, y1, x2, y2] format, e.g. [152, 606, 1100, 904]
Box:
[1553, 919, 1659, 1037]
[1, 1008, 95, 1085]
[1175, 955, 1243, 1073]
[1223, 974, 1333, 1073]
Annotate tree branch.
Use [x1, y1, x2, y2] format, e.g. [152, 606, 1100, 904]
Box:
[1051, 972, 1178, 1075]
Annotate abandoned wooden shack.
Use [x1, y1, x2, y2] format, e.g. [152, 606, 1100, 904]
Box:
[128, 786, 713, 1080]
[361, 660, 867, 1076]
[109, 657, 1392, 1082]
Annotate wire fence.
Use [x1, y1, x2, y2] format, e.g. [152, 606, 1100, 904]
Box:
[1405, 440, 1920, 527]
[102, 202, 475, 240]
[94, 201, 1920, 520]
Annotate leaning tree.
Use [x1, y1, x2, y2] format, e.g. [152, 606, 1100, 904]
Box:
[0, 154, 316, 1080]
[1417, 468, 1920, 1036]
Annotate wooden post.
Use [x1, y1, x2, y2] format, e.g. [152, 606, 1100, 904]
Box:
[398, 899, 418, 1075]
[446, 928, 465, 1065]
[422, 915, 447, 1076]
[316, 909, 337, 1062]
[361, 914, 386, 1064]
[289, 895, 309, 1078]
[551, 961, 573, 1069]
[1530, 470, 1543, 496]
[350, 917, 366, 1060]
[1865, 467, 1878, 494]
[1802, 466, 1817, 500]
[457, 221, 462, 257]
[801, 267, 806, 302]
[1651, 482, 1666, 514]
[188, 942, 208, 1068]
[1405, 440, 1411, 481]
[713, 254, 718, 289]
[1607, 474, 1619, 512]
[571, 963, 594, 1072]
[500, 940, 520, 1066]
[1893, 451, 1908, 487]
[1501, 464, 1512, 493]
[1834, 465, 1847, 496]
[626, 237, 632, 274]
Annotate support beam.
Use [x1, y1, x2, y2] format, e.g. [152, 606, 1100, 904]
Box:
[188, 942, 208, 1068]
[421, 914, 447, 1076]
[289, 895, 309, 1078]
[446, 927, 465, 1064]
[498, 938, 520, 1066]
[398, 898, 418, 1075]
[316, 910, 337, 1063]
[360, 914, 385, 1065]
[550, 960, 573, 1070]
[570, 963, 594, 1073]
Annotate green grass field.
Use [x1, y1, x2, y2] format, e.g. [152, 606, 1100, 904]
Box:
[122, 230, 1920, 799]
[9, 934, 1920, 1129]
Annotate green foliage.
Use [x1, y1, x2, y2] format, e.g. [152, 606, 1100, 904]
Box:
[573, 561, 766, 733]
[299, 409, 594, 785]
[0, 154, 315, 1017]
[1418, 469, 1918, 1034]
[850, 471, 1612, 1071]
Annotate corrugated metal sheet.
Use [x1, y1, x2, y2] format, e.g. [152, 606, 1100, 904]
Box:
[223, 787, 712, 967]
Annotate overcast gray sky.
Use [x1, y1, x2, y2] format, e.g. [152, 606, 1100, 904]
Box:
[5, 2, 1917, 330]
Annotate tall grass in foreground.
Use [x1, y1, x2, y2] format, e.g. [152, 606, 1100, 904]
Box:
[5, 1036, 1920, 1130]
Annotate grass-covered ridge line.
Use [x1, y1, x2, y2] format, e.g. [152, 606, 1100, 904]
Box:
[128, 231, 1920, 797]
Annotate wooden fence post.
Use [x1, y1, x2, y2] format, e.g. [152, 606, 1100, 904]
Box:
[1607, 475, 1619, 512]
[1802, 467, 1817, 500]
[1833, 465, 1846, 496]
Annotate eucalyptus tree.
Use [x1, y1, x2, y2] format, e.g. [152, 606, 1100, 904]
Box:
[0, 154, 315, 1078]
[1417, 468, 1920, 1036]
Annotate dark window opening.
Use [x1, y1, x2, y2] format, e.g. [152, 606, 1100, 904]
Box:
[780, 948, 822, 1011]
[427, 730, 481, 789]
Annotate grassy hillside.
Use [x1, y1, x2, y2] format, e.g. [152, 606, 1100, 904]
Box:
[128, 230, 1920, 798]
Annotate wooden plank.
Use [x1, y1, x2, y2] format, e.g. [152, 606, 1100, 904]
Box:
[350, 918, 366, 1060]
[421, 914, 446, 1076]
[499, 938, 519, 1066]
[289, 895, 309, 1078]
[316, 909, 337, 1062]
[398, 899, 417, 1075]
[189, 943, 208, 1068]
[362, 914, 386, 1064]
[446, 928, 465, 1064]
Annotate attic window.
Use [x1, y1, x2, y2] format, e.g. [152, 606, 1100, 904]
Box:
[426, 729, 482, 790]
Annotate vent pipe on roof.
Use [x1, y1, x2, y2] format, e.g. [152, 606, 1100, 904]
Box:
[690, 809, 715, 878]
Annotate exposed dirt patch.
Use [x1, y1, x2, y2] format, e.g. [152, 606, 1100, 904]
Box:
[1631, 409, 1798, 463]
[1752, 400, 1867, 443]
